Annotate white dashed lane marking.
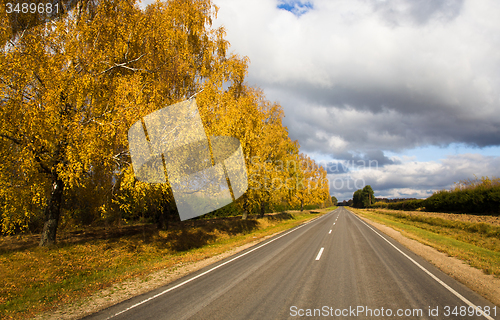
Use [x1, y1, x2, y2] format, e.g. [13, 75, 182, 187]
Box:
[315, 247, 324, 261]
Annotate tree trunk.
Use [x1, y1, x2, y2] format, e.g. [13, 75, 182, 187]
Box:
[241, 196, 249, 220]
[259, 201, 266, 218]
[39, 177, 64, 247]
[158, 208, 166, 230]
[158, 199, 171, 230]
[300, 199, 304, 211]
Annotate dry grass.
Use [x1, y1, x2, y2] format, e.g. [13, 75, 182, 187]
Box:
[365, 208, 500, 226]
[0, 208, 334, 319]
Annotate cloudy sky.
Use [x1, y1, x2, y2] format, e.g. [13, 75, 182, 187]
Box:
[144, 0, 500, 201]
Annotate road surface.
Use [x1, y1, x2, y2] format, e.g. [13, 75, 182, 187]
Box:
[84, 207, 498, 319]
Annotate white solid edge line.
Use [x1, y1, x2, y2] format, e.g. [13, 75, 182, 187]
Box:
[349, 210, 495, 320]
[106, 211, 335, 319]
[316, 247, 325, 261]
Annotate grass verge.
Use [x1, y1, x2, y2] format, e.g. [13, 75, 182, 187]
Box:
[0, 207, 335, 319]
[350, 208, 500, 277]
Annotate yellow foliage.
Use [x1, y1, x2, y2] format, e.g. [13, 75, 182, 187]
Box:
[0, 0, 329, 236]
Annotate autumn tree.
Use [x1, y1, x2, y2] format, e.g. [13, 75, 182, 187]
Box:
[290, 153, 330, 211]
[198, 80, 300, 219]
[238, 89, 300, 218]
[0, 0, 242, 244]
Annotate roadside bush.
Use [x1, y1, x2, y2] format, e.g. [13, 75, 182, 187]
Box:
[386, 199, 425, 211]
[369, 202, 388, 209]
[303, 204, 320, 210]
[425, 179, 500, 215]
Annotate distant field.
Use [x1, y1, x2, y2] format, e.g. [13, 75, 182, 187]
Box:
[0, 208, 335, 320]
[351, 208, 500, 277]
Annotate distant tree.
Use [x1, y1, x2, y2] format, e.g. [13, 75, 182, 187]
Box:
[362, 185, 375, 207]
[352, 190, 363, 208]
[331, 196, 338, 206]
[352, 185, 374, 208]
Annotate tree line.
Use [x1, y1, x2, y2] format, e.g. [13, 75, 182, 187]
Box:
[352, 177, 500, 215]
[0, 0, 331, 246]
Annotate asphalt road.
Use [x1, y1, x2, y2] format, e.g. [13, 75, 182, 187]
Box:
[84, 207, 498, 320]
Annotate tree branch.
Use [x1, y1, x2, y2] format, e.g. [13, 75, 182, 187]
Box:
[100, 53, 146, 75]
[33, 71, 45, 89]
[0, 133, 22, 145]
[0, 133, 52, 174]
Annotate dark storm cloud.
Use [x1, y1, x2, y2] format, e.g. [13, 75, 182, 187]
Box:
[270, 81, 500, 156]
[322, 162, 350, 174]
[352, 150, 401, 166]
[320, 150, 399, 175]
[267, 81, 454, 115]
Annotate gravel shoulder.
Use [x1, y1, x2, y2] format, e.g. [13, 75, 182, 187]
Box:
[356, 213, 500, 307]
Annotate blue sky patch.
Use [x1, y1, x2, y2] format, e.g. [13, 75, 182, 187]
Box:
[277, 0, 313, 17]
